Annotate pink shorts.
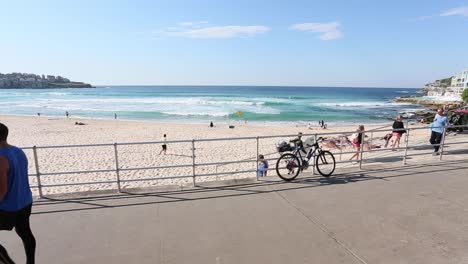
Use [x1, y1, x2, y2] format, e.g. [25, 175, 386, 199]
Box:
[393, 132, 401, 137]
[353, 142, 360, 148]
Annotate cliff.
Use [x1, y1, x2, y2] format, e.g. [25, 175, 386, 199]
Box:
[0, 72, 94, 89]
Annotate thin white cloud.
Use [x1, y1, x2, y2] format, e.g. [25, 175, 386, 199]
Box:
[409, 15, 436, 22]
[440, 6, 468, 17]
[290, 22, 343, 40]
[177, 21, 208, 27]
[158, 22, 270, 39]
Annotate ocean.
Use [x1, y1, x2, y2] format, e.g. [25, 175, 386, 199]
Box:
[0, 86, 423, 125]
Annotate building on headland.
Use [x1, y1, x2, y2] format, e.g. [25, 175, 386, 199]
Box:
[449, 69, 468, 96]
[423, 78, 452, 97]
[0, 72, 93, 88]
[423, 69, 467, 100]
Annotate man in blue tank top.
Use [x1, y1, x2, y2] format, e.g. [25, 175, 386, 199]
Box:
[0, 123, 36, 264]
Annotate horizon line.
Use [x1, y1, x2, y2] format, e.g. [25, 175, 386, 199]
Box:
[93, 84, 420, 89]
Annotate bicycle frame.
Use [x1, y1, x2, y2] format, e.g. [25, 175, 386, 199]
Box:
[291, 142, 321, 168]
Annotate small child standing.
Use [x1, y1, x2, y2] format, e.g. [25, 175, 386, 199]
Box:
[258, 154, 269, 177]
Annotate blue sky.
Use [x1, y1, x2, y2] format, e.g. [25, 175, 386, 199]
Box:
[0, 0, 467, 87]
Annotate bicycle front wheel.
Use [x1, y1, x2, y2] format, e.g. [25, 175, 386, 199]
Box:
[276, 153, 301, 181]
[315, 151, 336, 177]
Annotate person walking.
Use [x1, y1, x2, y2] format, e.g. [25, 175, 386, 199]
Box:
[349, 125, 365, 162]
[430, 109, 448, 155]
[0, 123, 36, 264]
[159, 134, 167, 155]
[391, 116, 406, 150]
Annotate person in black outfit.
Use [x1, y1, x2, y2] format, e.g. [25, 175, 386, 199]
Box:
[290, 132, 307, 155]
[391, 116, 406, 150]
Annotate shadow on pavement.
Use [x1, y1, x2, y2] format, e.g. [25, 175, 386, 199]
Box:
[32, 160, 468, 215]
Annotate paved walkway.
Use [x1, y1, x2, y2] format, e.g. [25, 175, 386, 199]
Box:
[2, 161, 468, 264]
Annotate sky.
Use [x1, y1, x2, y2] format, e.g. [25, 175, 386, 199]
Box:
[0, 0, 467, 88]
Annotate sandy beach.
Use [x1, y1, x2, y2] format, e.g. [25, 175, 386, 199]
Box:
[1, 114, 466, 196]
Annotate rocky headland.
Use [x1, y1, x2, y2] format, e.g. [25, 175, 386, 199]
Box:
[0, 72, 93, 89]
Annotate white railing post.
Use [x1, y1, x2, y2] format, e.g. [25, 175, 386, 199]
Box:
[256, 136, 259, 181]
[113, 143, 122, 192]
[192, 139, 196, 186]
[369, 132, 373, 152]
[312, 134, 317, 175]
[339, 135, 343, 161]
[439, 126, 447, 161]
[359, 131, 365, 170]
[403, 129, 410, 165]
[32, 146, 43, 198]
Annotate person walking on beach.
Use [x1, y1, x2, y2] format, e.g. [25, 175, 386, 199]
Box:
[0, 123, 36, 264]
[391, 116, 406, 151]
[349, 125, 365, 162]
[430, 109, 448, 156]
[159, 134, 167, 155]
[65, 111, 69, 118]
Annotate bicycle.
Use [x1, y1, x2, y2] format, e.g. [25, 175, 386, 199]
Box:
[276, 137, 336, 181]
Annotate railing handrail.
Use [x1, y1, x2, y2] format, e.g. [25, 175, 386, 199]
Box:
[24, 123, 467, 197]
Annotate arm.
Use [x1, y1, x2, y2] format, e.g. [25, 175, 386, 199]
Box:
[0, 155, 10, 202]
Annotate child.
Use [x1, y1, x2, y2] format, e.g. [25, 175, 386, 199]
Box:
[349, 125, 365, 162]
[258, 154, 269, 177]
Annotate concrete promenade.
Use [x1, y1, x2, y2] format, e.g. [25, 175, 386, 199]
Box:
[2, 161, 468, 263]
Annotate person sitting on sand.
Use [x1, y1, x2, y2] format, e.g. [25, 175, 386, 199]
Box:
[210, 121, 214, 127]
[257, 155, 269, 177]
[321, 139, 341, 150]
[349, 125, 365, 161]
[383, 133, 392, 148]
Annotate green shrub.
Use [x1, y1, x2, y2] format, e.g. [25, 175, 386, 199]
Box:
[463, 88, 468, 102]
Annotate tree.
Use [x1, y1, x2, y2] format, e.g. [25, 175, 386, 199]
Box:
[463, 88, 468, 103]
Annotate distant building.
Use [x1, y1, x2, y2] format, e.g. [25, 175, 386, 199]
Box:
[424, 78, 452, 97]
[423, 69, 467, 100]
[449, 69, 468, 96]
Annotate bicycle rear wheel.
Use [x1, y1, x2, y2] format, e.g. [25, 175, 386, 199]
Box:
[315, 150, 336, 177]
[276, 153, 301, 181]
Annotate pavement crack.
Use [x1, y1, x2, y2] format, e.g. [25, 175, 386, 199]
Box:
[157, 204, 165, 264]
[274, 191, 369, 264]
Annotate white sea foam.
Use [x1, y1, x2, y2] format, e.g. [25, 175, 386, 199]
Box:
[318, 101, 412, 108]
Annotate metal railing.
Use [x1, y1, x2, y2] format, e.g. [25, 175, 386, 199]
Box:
[24, 124, 468, 197]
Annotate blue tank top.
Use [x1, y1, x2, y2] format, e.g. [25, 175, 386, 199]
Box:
[0, 146, 33, 211]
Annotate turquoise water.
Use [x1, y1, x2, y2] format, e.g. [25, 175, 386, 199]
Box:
[0, 86, 423, 125]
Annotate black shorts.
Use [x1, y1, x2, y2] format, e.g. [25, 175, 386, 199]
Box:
[162, 144, 167, 150]
[0, 204, 32, 231]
